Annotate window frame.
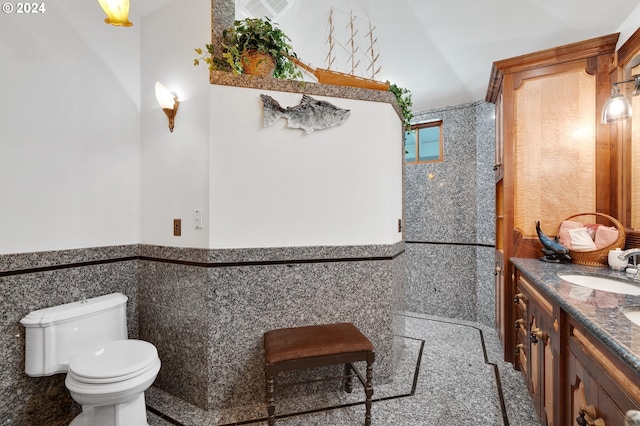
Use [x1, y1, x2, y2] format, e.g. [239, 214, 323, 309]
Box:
[404, 120, 443, 164]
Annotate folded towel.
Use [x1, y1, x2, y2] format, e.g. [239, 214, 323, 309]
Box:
[559, 220, 584, 249]
[585, 223, 602, 235]
[595, 225, 619, 249]
[568, 227, 597, 252]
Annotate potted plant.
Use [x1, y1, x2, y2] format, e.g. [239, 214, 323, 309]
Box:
[195, 18, 302, 79]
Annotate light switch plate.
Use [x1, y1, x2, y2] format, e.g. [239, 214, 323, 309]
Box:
[195, 209, 203, 229]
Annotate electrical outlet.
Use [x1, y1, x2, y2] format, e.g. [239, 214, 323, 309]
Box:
[173, 219, 181, 236]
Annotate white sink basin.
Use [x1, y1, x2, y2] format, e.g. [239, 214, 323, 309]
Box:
[624, 308, 640, 326]
[557, 274, 640, 296]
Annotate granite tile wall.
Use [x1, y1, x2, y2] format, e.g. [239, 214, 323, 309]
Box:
[0, 246, 139, 426]
[406, 101, 495, 324]
[475, 102, 498, 327]
[137, 243, 405, 412]
[405, 243, 477, 319]
[137, 258, 210, 409]
[2, 243, 405, 422]
[476, 246, 497, 327]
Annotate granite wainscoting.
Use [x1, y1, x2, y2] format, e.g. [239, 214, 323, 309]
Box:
[1, 243, 404, 424]
[403, 244, 495, 324]
[0, 246, 139, 426]
[405, 243, 477, 320]
[138, 243, 406, 419]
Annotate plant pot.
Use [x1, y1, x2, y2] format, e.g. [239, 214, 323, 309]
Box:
[240, 50, 276, 76]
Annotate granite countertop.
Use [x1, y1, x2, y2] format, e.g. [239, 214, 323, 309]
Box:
[511, 257, 640, 376]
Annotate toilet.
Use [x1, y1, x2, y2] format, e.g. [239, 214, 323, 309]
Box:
[20, 293, 161, 426]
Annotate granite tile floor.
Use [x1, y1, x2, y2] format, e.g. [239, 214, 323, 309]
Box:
[145, 313, 540, 426]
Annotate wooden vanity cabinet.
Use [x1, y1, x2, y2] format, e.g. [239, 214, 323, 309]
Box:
[514, 272, 559, 426]
[565, 317, 640, 426]
[487, 33, 619, 365]
[513, 265, 640, 425]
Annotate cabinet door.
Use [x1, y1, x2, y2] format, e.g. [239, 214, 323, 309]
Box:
[566, 320, 640, 425]
[517, 274, 557, 426]
[514, 284, 528, 375]
[528, 299, 555, 426]
[567, 349, 625, 425]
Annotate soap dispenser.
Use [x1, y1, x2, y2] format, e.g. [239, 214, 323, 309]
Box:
[608, 248, 628, 271]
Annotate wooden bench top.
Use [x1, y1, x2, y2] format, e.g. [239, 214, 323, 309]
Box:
[264, 323, 374, 364]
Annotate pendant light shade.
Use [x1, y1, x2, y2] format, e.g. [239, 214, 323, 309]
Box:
[601, 75, 640, 124]
[601, 86, 632, 124]
[98, 0, 133, 27]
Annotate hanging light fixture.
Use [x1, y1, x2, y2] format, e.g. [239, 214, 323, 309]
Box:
[601, 75, 640, 124]
[155, 82, 179, 132]
[98, 0, 133, 27]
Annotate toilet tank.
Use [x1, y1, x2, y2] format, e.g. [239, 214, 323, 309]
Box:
[20, 293, 128, 377]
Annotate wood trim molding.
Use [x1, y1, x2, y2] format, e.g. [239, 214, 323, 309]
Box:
[617, 27, 640, 68]
[511, 60, 589, 91]
[486, 33, 619, 104]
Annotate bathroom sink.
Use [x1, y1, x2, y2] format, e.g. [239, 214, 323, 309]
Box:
[624, 308, 640, 326]
[557, 274, 640, 296]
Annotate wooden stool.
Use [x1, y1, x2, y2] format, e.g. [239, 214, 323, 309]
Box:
[263, 322, 375, 425]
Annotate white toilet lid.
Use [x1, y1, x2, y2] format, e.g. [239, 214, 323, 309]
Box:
[68, 340, 159, 383]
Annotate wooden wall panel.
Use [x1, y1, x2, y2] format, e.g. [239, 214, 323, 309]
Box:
[632, 65, 640, 230]
[513, 70, 596, 236]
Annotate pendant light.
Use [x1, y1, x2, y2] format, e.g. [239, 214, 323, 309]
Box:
[98, 0, 133, 27]
[601, 75, 640, 124]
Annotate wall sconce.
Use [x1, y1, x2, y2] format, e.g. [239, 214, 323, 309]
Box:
[155, 82, 179, 132]
[601, 75, 640, 123]
[97, 0, 133, 27]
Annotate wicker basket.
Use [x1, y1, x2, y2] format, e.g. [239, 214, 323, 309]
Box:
[558, 212, 626, 267]
[240, 50, 276, 76]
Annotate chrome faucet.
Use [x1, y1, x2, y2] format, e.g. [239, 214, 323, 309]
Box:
[619, 248, 640, 261]
[619, 248, 640, 280]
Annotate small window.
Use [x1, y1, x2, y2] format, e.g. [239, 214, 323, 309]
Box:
[405, 120, 443, 164]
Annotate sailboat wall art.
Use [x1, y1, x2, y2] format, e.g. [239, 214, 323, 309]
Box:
[289, 7, 390, 91]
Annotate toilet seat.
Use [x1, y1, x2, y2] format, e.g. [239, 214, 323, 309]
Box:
[65, 340, 161, 408]
[68, 340, 159, 384]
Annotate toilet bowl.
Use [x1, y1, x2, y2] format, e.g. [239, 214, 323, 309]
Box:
[20, 293, 161, 426]
[65, 340, 161, 426]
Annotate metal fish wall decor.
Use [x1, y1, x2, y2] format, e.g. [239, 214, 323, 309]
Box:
[260, 94, 350, 134]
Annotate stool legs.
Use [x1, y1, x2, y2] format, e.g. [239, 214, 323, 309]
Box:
[365, 359, 374, 426]
[264, 354, 374, 425]
[343, 363, 353, 393]
[265, 366, 275, 426]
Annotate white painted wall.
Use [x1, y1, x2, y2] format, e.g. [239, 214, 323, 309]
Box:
[139, 0, 403, 250]
[0, 2, 141, 255]
[139, 0, 211, 248]
[208, 86, 403, 248]
[617, 4, 640, 48]
[1, 0, 403, 254]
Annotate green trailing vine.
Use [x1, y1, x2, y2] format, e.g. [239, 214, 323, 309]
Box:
[389, 83, 413, 130]
[194, 44, 227, 71]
